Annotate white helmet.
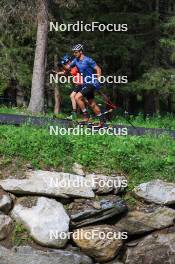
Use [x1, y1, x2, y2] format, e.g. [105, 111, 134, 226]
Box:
[72, 44, 83, 51]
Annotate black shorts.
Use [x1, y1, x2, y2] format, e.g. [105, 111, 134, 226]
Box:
[72, 85, 83, 93]
[80, 84, 95, 100]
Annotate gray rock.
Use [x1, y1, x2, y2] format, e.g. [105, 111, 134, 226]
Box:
[86, 174, 127, 194]
[124, 227, 175, 264]
[11, 197, 70, 248]
[115, 206, 175, 235]
[72, 163, 85, 176]
[26, 163, 34, 169]
[68, 195, 127, 228]
[0, 170, 94, 198]
[134, 180, 175, 204]
[0, 214, 13, 240]
[0, 189, 12, 214]
[0, 245, 93, 264]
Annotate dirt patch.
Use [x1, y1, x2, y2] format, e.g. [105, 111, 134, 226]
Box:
[17, 197, 38, 208]
[0, 222, 49, 251]
[0, 156, 34, 180]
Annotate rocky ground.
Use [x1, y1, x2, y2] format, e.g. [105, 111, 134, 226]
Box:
[0, 163, 174, 264]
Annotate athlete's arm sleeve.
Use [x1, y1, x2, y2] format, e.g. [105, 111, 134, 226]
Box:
[88, 57, 97, 69]
[69, 58, 76, 68]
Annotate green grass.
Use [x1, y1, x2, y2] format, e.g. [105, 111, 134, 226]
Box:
[0, 106, 29, 115]
[0, 106, 53, 117]
[12, 223, 32, 246]
[112, 113, 175, 130]
[0, 124, 175, 189]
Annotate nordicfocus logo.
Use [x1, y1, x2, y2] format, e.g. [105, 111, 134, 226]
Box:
[50, 74, 128, 84]
[49, 230, 128, 240]
[47, 176, 128, 189]
[49, 126, 128, 136]
[50, 21, 128, 32]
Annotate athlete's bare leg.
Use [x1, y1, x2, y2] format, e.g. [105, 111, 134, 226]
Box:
[70, 91, 77, 110]
[75, 92, 89, 121]
[88, 98, 105, 125]
[75, 92, 85, 110]
[88, 99, 101, 115]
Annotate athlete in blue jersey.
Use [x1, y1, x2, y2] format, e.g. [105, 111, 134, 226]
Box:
[70, 52, 101, 90]
[67, 44, 105, 125]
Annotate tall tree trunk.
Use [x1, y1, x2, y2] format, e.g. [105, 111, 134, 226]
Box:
[54, 86, 61, 114]
[154, 90, 160, 114]
[155, 0, 159, 12]
[54, 55, 61, 114]
[28, 0, 48, 113]
[143, 90, 155, 117]
[16, 84, 26, 107]
[167, 94, 172, 113]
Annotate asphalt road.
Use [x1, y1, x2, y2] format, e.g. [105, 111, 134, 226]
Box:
[0, 113, 174, 138]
